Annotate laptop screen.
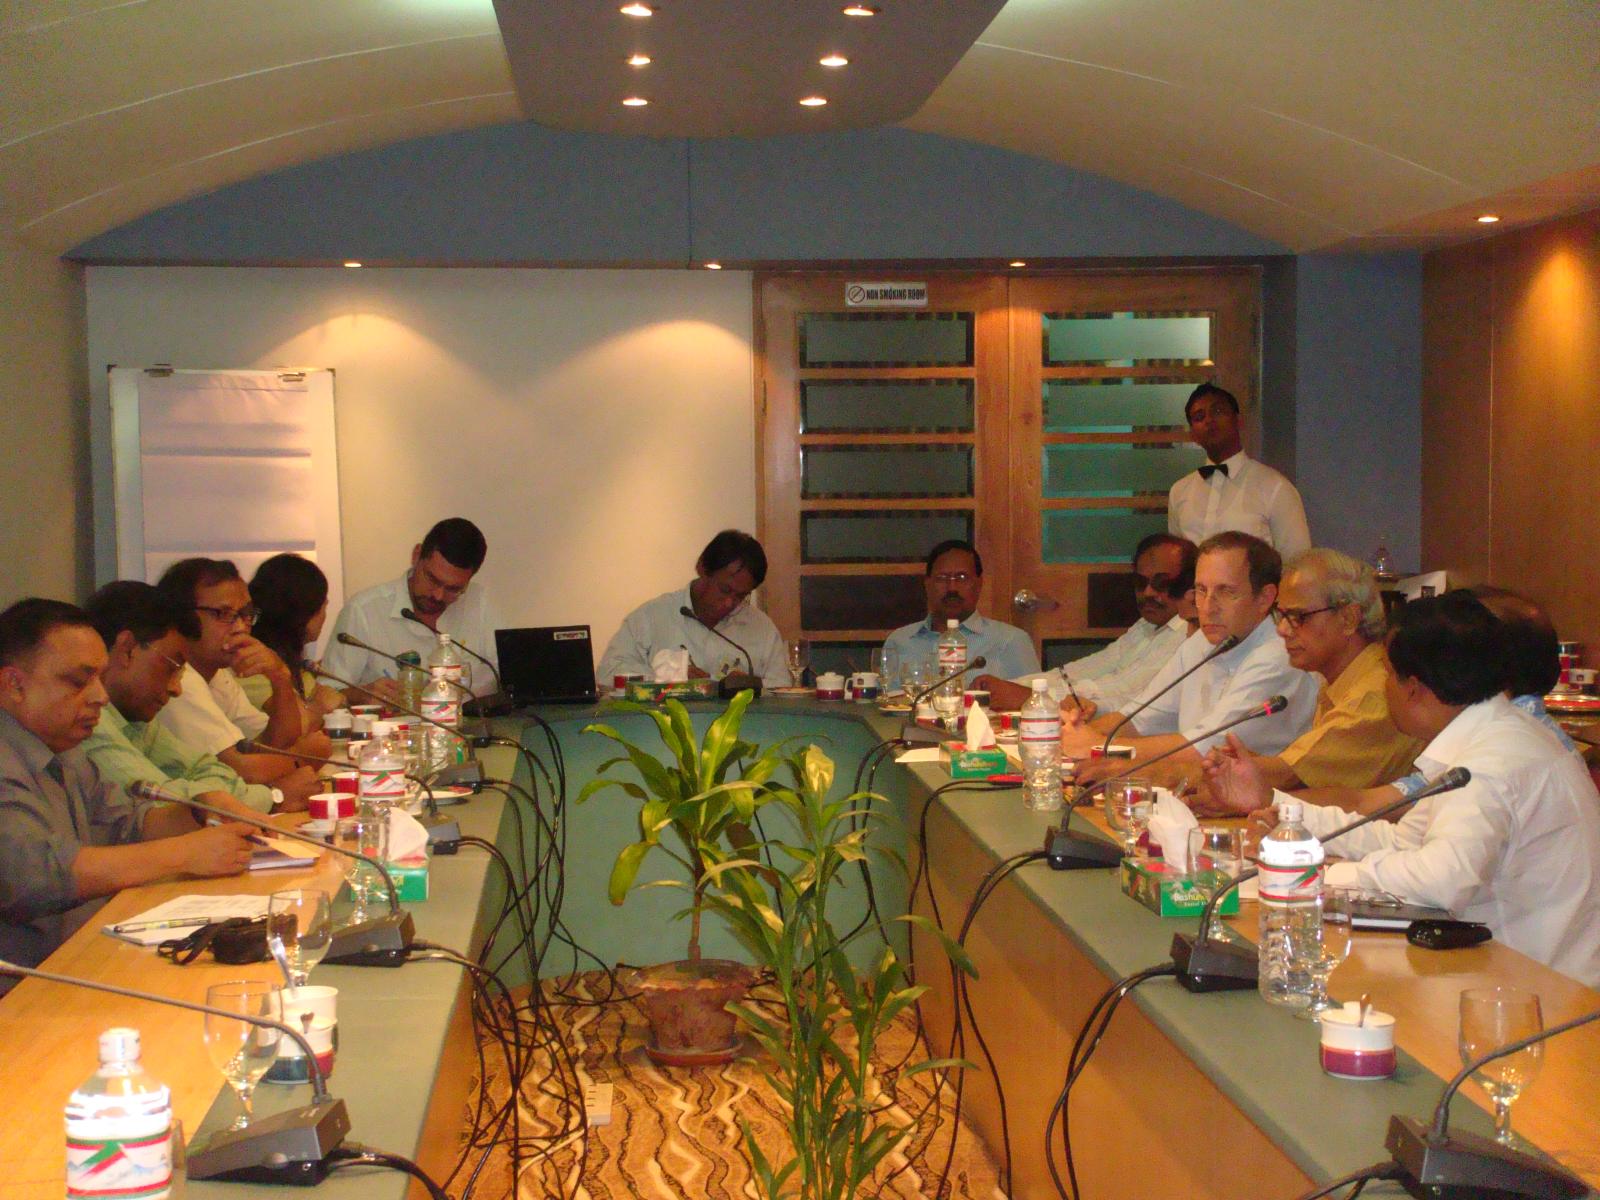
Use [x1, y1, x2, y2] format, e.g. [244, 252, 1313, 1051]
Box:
[494, 625, 598, 704]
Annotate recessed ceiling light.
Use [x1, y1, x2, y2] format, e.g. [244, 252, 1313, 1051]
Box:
[627, 54, 652, 67]
[842, 4, 879, 15]
[620, 3, 655, 17]
[1477, 214, 1501, 224]
[819, 54, 849, 68]
[705, 262, 723, 270]
[1008, 260, 1026, 268]
[799, 96, 828, 107]
[622, 96, 649, 107]
[343, 261, 362, 268]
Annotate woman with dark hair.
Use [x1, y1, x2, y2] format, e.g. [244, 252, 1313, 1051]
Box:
[248, 554, 343, 722]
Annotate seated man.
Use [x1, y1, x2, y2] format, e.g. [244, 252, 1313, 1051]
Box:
[1061, 531, 1319, 786]
[981, 533, 1194, 714]
[321, 517, 501, 701]
[0, 599, 255, 990]
[596, 530, 789, 688]
[81, 581, 315, 814]
[1207, 591, 1600, 986]
[888, 540, 1039, 689]
[1201, 548, 1422, 805]
[155, 558, 330, 788]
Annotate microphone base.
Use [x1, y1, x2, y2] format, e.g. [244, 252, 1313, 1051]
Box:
[430, 760, 483, 789]
[463, 692, 515, 718]
[1385, 1115, 1587, 1199]
[900, 720, 955, 746]
[419, 811, 461, 850]
[1170, 931, 1259, 992]
[187, 1097, 350, 1182]
[1043, 825, 1123, 870]
[718, 673, 763, 699]
[325, 911, 415, 967]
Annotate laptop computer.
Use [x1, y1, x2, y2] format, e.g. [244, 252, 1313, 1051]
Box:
[494, 625, 600, 706]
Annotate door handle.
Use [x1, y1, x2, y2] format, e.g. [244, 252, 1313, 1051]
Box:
[1013, 588, 1060, 613]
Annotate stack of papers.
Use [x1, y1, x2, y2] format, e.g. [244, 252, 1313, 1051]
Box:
[102, 894, 271, 946]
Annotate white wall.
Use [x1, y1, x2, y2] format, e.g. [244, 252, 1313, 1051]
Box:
[86, 267, 757, 657]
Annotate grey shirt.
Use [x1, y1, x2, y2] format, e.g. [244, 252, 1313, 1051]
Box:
[0, 710, 152, 992]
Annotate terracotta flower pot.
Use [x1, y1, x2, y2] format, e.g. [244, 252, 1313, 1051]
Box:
[629, 958, 757, 1066]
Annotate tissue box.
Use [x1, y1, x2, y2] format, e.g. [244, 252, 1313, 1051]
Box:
[943, 743, 1010, 780]
[384, 855, 430, 903]
[624, 678, 719, 703]
[1120, 856, 1238, 918]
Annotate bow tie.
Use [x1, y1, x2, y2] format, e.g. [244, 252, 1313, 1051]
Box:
[1198, 463, 1230, 480]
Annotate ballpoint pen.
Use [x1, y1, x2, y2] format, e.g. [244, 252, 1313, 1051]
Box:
[111, 917, 211, 933]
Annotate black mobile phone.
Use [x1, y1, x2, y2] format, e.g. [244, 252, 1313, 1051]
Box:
[1406, 919, 1493, 950]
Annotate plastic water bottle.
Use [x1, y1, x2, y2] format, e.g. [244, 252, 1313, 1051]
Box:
[934, 620, 967, 730]
[1020, 678, 1062, 812]
[1257, 799, 1325, 1010]
[65, 1028, 173, 1200]
[420, 665, 464, 774]
[427, 633, 464, 690]
[357, 720, 408, 811]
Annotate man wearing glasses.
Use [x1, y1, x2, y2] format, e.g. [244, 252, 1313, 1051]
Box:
[883, 540, 1040, 688]
[80, 582, 306, 813]
[154, 558, 327, 794]
[321, 518, 500, 701]
[1062, 531, 1319, 787]
[1198, 548, 1422, 806]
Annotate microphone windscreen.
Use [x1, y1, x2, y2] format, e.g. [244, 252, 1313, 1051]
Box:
[127, 779, 179, 804]
[1263, 694, 1288, 714]
[679, 605, 698, 620]
[1217, 634, 1241, 652]
[1438, 766, 1471, 790]
[336, 632, 359, 646]
[400, 607, 418, 621]
[969, 655, 987, 671]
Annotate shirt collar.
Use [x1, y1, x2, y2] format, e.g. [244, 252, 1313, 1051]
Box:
[680, 583, 748, 630]
[99, 703, 134, 737]
[1415, 695, 1512, 773]
[0, 708, 62, 777]
[1163, 614, 1189, 635]
[1323, 641, 1385, 707]
[926, 612, 988, 636]
[388, 573, 415, 621]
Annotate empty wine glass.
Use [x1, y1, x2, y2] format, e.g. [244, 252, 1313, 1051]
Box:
[900, 659, 928, 706]
[203, 981, 282, 1129]
[267, 889, 333, 986]
[1103, 780, 1154, 856]
[1187, 825, 1244, 891]
[1459, 987, 1544, 1145]
[785, 638, 810, 687]
[335, 811, 388, 923]
[1297, 888, 1354, 1021]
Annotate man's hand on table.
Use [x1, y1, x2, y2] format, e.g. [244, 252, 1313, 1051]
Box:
[973, 675, 1030, 711]
[1200, 733, 1272, 816]
[174, 822, 256, 877]
[273, 766, 320, 811]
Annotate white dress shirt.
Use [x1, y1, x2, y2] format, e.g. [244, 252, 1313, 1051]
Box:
[155, 665, 268, 757]
[596, 585, 789, 689]
[1017, 615, 1187, 712]
[885, 613, 1040, 685]
[1126, 617, 1319, 755]
[1167, 451, 1311, 559]
[1295, 696, 1600, 987]
[320, 572, 501, 697]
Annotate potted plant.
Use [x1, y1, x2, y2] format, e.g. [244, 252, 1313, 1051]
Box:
[704, 745, 973, 1200]
[578, 689, 791, 1065]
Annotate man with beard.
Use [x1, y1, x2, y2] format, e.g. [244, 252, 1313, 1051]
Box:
[884, 540, 1039, 688]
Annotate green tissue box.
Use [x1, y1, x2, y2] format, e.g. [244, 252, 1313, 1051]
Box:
[944, 743, 1010, 780]
[624, 678, 719, 703]
[1121, 856, 1238, 918]
[384, 856, 429, 903]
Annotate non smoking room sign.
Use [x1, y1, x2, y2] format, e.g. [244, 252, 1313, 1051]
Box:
[844, 281, 928, 308]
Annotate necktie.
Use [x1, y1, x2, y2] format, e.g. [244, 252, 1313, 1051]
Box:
[1198, 463, 1230, 480]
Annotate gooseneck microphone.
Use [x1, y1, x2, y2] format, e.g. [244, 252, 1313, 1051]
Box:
[901, 655, 989, 745]
[0, 958, 349, 1183]
[332, 632, 471, 695]
[1100, 633, 1241, 753]
[677, 604, 764, 698]
[1170, 766, 1472, 992]
[127, 782, 414, 967]
[398, 608, 505, 703]
[1045, 695, 1289, 871]
[317, 666, 486, 789]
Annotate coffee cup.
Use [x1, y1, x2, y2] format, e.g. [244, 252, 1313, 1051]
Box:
[307, 792, 356, 821]
[816, 672, 846, 701]
[848, 671, 881, 701]
[264, 985, 338, 1084]
[1319, 1001, 1396, 1080]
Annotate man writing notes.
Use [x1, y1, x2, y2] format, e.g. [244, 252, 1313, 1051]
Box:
[596, 530, 789, 689]
[0, 600, 254, 991]
[321, 517, 501, 700]
[1207, 592, 1600, 986]
[979, 534, 1194, 715]
[888, 540, 1040, 689]
[1061, 532, 1319, 786]
[1168, 384, 1310, 559]
[1200, 549, 1422, 800]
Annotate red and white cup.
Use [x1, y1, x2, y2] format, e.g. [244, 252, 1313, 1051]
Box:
[1319, 1002, 1396, 1080]
[330, 771, 360, 795]
[307, 792, 357, 821]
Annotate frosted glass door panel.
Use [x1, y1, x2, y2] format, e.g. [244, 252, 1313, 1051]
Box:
[1043, 380, 1194, 432]
[800, 380, 973, 433]
[802, 511, 972, 563]
[1042, 443, 1206, 498]
[1043, 313, 1211, 366]
[802, 447, 973, 498]
[1043, 508, 1170, 564]
[800, 313, 973, 367]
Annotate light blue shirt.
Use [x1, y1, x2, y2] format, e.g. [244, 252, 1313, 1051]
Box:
[882, 613, 1040, 685]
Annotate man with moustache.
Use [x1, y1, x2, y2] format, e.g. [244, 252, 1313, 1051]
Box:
[884, 540, 1039, 688]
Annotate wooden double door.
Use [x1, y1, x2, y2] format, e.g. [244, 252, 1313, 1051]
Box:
[756, 268, 1259, 668]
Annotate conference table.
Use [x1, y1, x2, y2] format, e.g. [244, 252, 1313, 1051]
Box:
[0, 700, 1596, 1200]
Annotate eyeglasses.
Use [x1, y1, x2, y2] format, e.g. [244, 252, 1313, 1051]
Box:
[930, 572, 976, 585]
[194, 604, 258, 626]
[155, 650, 187, 682]
[1271, 603, 1337, 631]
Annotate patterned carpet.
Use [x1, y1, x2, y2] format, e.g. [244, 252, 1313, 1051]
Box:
[447, 970, 1005, 1200]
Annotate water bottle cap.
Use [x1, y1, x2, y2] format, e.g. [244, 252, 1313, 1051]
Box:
[946, 619, 959, 630]
[1277, 798, 1302, 822]
[1031, 678, 1048, 692]
[99, 1027, 141, 1063]
[370, 720, 397, 738]
[438, 633, 453, 645]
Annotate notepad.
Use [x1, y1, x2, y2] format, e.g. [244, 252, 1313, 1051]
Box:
[247, 834, 319, 872]
[102, 894, 271, 946]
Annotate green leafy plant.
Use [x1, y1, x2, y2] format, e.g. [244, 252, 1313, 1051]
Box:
[705, 745, 974, 1200]
[577, 689, 791, 960]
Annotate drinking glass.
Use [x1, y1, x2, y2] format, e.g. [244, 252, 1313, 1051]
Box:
[335, 812, 388, 922]
[1297, 888, 1354, 1021]
[1103, 780, 1154, 856]
[1459, 987, 1544, 1145]
[203, 982, 282, 1130]
[870, 648, 886, 679]
[785, 639, 810, 688]
[266, 889, 333, 986]
[1186, 825, 1244, 891]
[900, 659, 928, 705]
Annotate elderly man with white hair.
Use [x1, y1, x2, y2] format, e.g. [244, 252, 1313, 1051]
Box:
[1204, 548, 1422, 803]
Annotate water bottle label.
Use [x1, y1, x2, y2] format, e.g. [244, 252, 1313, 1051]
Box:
[432, 664, 463, 682]
[359, 768, 405, 799]
[67, 1127, 172, 1198]
[421, 698, 460, 726]
[1019, 715, 1060, 745]
[1258, 862, 1323, 902]
[938, 647, 965, 672]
